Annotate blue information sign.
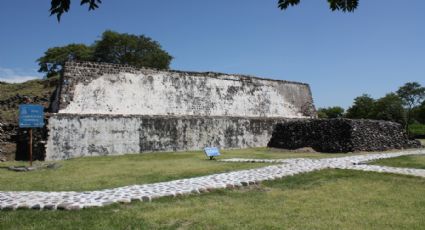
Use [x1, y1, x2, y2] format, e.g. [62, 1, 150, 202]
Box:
[19, 104, 45, 128]
[204, 147, 221, 160]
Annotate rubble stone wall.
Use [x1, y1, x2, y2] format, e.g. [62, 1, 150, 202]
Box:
[268, 119, 422, 153]
[0, 123, 17, 161]
[46, 114, 286, 160]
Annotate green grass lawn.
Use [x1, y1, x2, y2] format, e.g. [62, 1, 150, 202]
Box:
[0, 148, 362, 192]
[1, 169, 425, 229]
[410, 124, 425, 137]
[372, 154, 425, 170]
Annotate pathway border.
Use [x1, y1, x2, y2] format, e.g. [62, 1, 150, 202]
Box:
[1, 149, 424, 211]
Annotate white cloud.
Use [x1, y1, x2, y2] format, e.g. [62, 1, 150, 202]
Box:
[0, 67, 42, 83]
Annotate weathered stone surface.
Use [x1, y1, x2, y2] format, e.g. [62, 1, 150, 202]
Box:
[53, 61, 316, 118]
[0, 122, 18, 161]
[46, 114, 288, 160]
[15, 126, 48, 161]
[44, 61, 317, 160]
[0, 122, 47, 161]
[268, 119, 422, 153]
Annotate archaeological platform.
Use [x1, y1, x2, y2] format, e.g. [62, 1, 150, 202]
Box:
[46, 62, 316, 160]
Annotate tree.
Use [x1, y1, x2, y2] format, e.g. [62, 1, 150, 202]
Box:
[49, 0, 359, 21]
[50, 0, 101, 21]
[396, 82, 425, 126]
[37, 31, 173, 77]
[372, 93, 406, 125]
[93, 30, 172, 70]
[317, 106, 345, 119]
[413, 101, 425, 124]
[345, 94, 375, 119]
[37, 43, 93, 78]
[278, 0, 358, 12]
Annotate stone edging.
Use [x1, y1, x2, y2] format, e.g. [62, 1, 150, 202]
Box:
[1, 149, 424, 211]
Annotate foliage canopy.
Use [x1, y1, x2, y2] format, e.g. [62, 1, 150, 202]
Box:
[93, 30, 172, 70]
[372, 93, 406, 125]
[50, 0, 101, 21]
[396, 82, 425, 110]
[413, 102, 425, 124]
[37, 43, 93, 77]
[278, 0, 359, 12]
[37, 30, 172, 78]
[344, 83, 425, 130]
[49, 0, 360, 21]
[345, 94, 375, 119]
[317, 106, 345, 119]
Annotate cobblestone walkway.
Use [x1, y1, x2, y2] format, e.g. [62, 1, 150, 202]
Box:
[1, 149, 424, 211]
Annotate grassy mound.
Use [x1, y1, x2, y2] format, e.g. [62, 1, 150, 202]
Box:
[0, 77, 57, 123]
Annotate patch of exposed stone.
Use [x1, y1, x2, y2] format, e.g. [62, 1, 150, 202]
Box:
[7, 163, 61, 172]
[0, 94, 50, 110]
[268, 119, 422, 153]
[0, 149, 424, 211]
[0, 123, 18, 161]
[0, 122, 46, 161]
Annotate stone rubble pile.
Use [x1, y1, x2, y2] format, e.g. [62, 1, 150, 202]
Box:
[0, 122, 47, 161]
[1, 149, 424, 211]
[0, 123, 3, 159]
[0, 123, 18, 161]
[0, 94, 49, 108]
[268, 119, 422, 153]
[0, 91, 53, 160]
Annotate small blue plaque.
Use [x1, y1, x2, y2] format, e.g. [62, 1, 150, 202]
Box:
[19, 104, 45, 128]
[204, 147, 221, 160]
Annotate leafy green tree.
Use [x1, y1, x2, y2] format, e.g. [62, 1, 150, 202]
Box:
[345, 94, 375, 119]
[37, 31, 172, 77]
[396, 82, 425, 126]
[317, 106, 345, 119]
[278, 0, 358, 12]
[372, 93, 406, 125]
[413, 101, 425, 124]
[93, 30, 172, 70]
[317, 109, 328, 118]
[37, 43, 93, 78]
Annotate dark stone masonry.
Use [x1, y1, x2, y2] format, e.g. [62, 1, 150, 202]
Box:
[0, 123, 17, 161]
[268, 119, 422, 153]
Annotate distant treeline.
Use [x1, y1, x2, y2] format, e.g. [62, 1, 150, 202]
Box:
[317, 82, 425, 136]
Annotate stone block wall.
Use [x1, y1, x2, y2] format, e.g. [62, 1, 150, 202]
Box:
[43, 61, 317, 160]
[53, 62, 316, 118]
[268, 119, 422, 153]
[46, 114, 287, 160]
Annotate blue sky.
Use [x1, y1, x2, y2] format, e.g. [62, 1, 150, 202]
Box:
[0, 1, 424, 108]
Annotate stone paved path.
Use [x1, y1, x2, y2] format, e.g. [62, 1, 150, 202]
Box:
[1, 149, 424, 211]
